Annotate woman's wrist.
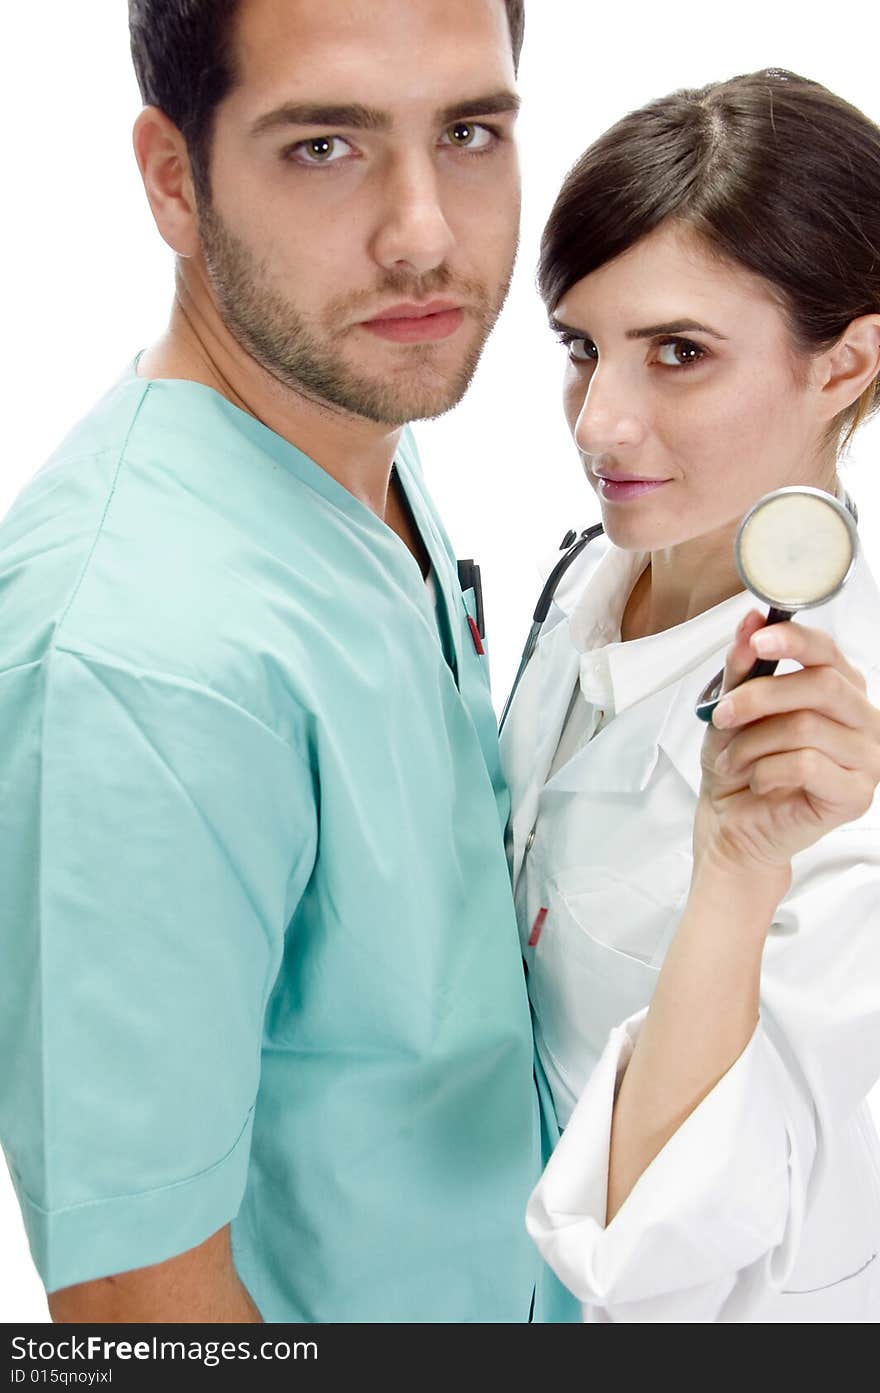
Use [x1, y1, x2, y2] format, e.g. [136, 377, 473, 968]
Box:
[688, 840, 792, 931]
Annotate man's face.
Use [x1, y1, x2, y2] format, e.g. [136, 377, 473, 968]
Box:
[196, 0, 521, 425]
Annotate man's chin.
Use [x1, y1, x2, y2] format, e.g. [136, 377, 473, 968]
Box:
[336, 339, 487, 425]
[360, 387, 472, 427]
[317, 365, 478, 428]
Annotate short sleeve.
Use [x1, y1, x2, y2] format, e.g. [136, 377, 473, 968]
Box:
[0, 648, 317, 1292]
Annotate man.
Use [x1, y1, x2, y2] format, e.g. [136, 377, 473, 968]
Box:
[0, 0, 562, 1322]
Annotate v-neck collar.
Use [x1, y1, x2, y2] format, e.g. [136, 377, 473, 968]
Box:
[128, 362, 466, 683]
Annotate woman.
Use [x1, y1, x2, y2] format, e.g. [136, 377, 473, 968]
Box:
[501, 70, 880, 1321]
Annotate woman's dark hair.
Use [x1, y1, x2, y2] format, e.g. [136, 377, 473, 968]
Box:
[129, 1, 525, 203]
[540, 70, 880, 446]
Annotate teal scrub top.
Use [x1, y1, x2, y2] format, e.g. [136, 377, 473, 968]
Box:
[0, 368, 543, 1321]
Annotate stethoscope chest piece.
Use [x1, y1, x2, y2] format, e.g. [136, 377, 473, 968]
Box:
[695, 486, 859, 722]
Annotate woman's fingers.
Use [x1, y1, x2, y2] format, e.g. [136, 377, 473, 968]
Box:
[742, 747, 876, 818]
[748, 619, 866, 688]
[698, 615, 880, 869]
[713, 664, 876, 735]
[712, 618, 870, 733]
[716, 710, 875, 780]
[719, 610, 767, 694]
[701, 611, 767, 760]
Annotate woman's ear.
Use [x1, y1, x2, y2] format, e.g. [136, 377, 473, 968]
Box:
[814, 314, 880, 420]
[132, 106, 201, 259]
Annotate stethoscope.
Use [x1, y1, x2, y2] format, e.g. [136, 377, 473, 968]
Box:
[499, 487, 859, 734]
[498, 521, 604, 732]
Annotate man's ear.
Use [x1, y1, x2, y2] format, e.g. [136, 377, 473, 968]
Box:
[132, 106, 201, 258]
[813, 314, 880, 421]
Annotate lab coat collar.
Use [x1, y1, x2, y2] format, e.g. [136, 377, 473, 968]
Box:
[597, 591, 751, 718]
[552, 582, 756, 799]
[568, 544, 646, 643]
[546, 642, 743, 800]
[538, 530, 617, 635]
[511, 532, 880, 815]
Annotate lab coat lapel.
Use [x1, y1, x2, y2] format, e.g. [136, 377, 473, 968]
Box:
[656, 675, 707, 797]
[546, 678, 680, 795]
[656, 654, 732, 797]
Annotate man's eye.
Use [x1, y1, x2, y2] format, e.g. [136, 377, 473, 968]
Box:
[560, 336, 597, 363]
[441, 122, 495, 151]
[286, 136, 354, 166]
[655, 338, 707, 367]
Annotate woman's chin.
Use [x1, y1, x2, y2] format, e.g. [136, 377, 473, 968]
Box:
[600, 513, 670, 552]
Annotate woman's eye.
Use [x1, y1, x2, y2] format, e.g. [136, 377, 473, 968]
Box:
[656, 338, 707, 368]
[563, 337, 597, 364]
[286, 136, 354, 166]
[441, 121, 495, 152]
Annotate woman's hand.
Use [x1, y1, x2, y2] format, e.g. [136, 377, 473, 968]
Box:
[695, 611, 880, 881]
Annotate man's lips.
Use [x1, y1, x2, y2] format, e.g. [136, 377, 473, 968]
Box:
[595, 474, 672, 501]
[360, 301, 465, 343]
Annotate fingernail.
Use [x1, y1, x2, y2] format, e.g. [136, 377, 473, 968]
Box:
[713, 697, 735, 728]
[752, 630, 782, 658]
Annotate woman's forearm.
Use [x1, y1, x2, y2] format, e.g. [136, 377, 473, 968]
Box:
[605, 859, 789, 1223]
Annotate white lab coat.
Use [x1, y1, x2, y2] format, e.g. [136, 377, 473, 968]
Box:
[501, 537, 880, 1322]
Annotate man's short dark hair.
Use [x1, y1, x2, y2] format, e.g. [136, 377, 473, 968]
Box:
[129, 1, 525, 201]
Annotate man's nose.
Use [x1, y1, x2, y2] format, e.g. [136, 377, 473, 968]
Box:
[574, 367, 646, 455]
[370, 153, 456, 275]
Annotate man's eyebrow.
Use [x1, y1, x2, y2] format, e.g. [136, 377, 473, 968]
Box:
[250, 91, 521, 139]
[548, 316, 728, 341]
[438, 91, 521, 124]
[250, 103, 391, 137]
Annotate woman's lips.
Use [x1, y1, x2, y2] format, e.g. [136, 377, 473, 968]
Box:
[360, 302, 464, 343]
[597, 476, 671, 502]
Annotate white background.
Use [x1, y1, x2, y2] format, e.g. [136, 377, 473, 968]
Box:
[2, 2, 879, 1321]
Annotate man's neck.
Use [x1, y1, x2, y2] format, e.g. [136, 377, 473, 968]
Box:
[137, 280, 404, 522]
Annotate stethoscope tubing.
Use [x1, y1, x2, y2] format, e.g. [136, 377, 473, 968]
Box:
[498, 523, 604, 733]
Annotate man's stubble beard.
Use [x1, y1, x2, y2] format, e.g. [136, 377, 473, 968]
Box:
[197, 199, 516, 426]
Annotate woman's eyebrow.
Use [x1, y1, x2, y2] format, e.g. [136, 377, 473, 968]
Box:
[626, 319, 728, 340]
[548, 315, 729, 340]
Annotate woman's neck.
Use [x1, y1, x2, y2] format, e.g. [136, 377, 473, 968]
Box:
[621, 526, 742, 641]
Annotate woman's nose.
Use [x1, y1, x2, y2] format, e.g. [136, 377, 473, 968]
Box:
[573, 370, 646, 455]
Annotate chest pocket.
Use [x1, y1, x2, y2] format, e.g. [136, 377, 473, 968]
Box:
[527, 849, 692, 1114]
[559, 848, 693, 966]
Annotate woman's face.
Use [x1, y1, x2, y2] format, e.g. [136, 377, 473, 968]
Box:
[554, 221, 836, 554]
